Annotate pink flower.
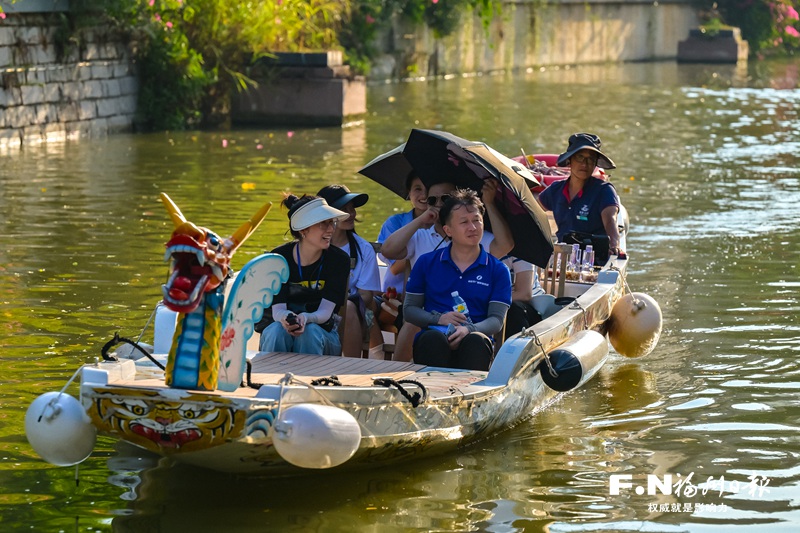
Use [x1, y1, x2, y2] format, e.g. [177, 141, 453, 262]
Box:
[148, 0, 154, 6]
[787, 6, 799, 20]
[366, 15, 375, 24]
[287, 131, 294, 138]
[786, 25, 800, 37]
[166, 21, 173, 29]
[154, 13, 161, 22]
[0, 13, 6, 20]
[222, 139, 228, 148]
[256, 144, 263, 150]
[220, 327, 235, 351]
[432, 0, 439, 3]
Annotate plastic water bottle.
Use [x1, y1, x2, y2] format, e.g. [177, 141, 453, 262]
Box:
[583, 244, 595, 270]
[569, 244, 581, 271]
[451, 291, 472, 323]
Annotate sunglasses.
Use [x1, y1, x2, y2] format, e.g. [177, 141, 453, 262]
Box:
[426, 194, 452, 206]
[571, 153, 598, 166]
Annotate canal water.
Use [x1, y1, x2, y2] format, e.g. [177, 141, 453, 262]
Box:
[1, 59, 798, 532]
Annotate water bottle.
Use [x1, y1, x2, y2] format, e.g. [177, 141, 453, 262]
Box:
[569, 244, 581, 271]
[451, 291, 472, 323]
[583, 244, 595, 270]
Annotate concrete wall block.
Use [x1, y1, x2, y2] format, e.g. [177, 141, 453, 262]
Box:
[107, 114, 133, 132]
[34, 45, 58, 65]
[22, 124, 45, 144]
[44, 124, 68, 143]
[20, 84, 45, 105]
[76, 63, 94, 81]
[26, 68, 48, 84]
[0, 128, 23, 149]
[18, 27, 44, 46]
[58, 101, 80, 121]
[82, 80, 104, 98]
[113, 61, 133, 78]
[104, 79, 121, 97]
[91, 63, 112, 80]
[12, 44, 33, 66]
[14, 106, 37, 127]
[0, 46, 12, 68]
[82, 43, 100, 61]
[61, 81, 81, 102]
[65, 119, 93, 138]
[43, 82, 61, 103]
[95, 98, 118, 118]
[102, 43, 119, 60]
[46, 66, 69, 83]
[118, 75, 139, 95]
[88, 117, 109, 137]
[0, 30, 15, 47]
[79, 100, 96, 120]
[0, 86, 22, 107]
[117, 95, 137, 115]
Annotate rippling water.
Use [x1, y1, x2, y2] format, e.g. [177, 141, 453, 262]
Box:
[1, 60, 798, 531]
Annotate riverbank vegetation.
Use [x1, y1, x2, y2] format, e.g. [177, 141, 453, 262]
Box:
[700, 1, 799, 54]
[40, 1, 795, 130]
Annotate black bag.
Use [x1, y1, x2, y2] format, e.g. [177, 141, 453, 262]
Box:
[562, 231, 610, 264]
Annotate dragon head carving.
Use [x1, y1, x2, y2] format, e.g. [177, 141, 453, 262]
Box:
[160, 193, 271, 313]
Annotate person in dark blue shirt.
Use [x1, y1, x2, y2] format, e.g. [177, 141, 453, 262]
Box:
[403, 189, 512, 371]
[538, 133, 624, 260]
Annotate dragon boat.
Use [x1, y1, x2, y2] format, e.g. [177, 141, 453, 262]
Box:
[25, 189, 662, 476]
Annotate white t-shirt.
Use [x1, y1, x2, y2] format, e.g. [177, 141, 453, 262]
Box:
[502, 255, 544, 297]
[407, 226, 495, 267]
[338, 233, 382, 296]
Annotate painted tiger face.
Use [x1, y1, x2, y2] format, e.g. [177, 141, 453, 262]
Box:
[88, 389, 246, 455]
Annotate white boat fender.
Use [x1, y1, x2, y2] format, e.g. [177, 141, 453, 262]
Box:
[25, 392, 97, 466]
[272, 404, 361, 469]
[607, 292, 663, 358]
[540, 330, 609, 392]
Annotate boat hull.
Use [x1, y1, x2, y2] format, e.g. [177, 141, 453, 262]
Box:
[79, 257, 627, 476]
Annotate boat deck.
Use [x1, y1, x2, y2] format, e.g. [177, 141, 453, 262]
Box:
[110, 352, 492, 399]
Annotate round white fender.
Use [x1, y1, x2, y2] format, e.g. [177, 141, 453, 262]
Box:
[608, 292, 663, 358]
[272, 404, 361, 469]
[25, 392, 97, 466]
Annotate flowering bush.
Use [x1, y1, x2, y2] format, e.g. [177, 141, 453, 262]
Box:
[711, 0, 800, 53]
[68, 0, 349, 129]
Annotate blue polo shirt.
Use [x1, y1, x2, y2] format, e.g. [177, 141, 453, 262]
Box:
[405, 244, 512, 323]
[539, 177, 619, 241]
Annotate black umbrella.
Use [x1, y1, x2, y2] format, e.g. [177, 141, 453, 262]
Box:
[359, 129, 554, 267]
[357, 143, 412, 198]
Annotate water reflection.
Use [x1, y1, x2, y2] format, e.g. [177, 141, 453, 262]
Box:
[2, 59, 800, 531]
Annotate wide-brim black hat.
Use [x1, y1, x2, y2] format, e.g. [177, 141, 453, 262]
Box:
[556, 133, 616, 170]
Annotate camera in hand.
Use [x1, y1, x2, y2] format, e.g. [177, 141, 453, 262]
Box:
[286, 313, 298, 326]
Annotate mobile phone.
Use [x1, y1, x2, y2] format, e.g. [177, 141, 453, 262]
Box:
[286, 313, 298, 326]
[446, 323, 456, 337]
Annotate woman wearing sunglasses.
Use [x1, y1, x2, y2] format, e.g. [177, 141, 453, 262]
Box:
[538, 133, 624, 260]
[257, 194, 351, 356]
[403, 189, 512, 370]
[381, 179, 514, 362]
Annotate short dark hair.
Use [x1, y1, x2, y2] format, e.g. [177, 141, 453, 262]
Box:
[439, 188, 484, 226]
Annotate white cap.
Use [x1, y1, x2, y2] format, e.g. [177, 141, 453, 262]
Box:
[289, 198, 349, 231]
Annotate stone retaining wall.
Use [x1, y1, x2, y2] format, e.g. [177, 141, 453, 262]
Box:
[0, 12, 137, 150]
[370, 0, 699, 80]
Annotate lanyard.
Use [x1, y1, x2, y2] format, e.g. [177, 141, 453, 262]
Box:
[296, 244, 324, 289]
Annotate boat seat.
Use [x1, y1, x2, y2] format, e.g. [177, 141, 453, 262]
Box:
[542, 243, 572, 298]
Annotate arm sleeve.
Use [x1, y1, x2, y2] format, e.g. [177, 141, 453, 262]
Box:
[402, 292, 441, 328]
[271, 303, 291, 323]
[467, 301, 509, 336]
[302, 299, 336, 324]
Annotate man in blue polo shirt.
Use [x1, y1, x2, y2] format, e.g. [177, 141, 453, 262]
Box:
[403, 189, 512, 370]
